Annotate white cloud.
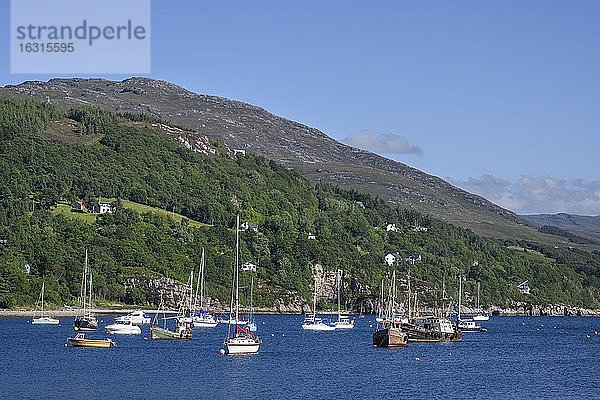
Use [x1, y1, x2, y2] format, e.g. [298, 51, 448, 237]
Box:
[342, 130, 422, 155]
[450, 175, 600, 215]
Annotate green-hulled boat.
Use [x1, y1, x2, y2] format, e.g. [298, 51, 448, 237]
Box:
[150, 322, 192, 340]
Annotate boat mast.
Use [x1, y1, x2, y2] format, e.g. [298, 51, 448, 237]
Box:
[407, 268, 411, 320]
[199, 248, 205, 311]
[40, 281, 45, 316]
[391, 270, 396, 320]
[187, 270, 194, 314]
[250, 274, 254, 322]
[235, 214, 240, 328]
[458, 275, 462, 322]
[87, 262, 93, 318]
[312, 277, 318, 320]
[476, 282, 480, 310]
[337, 269, 341, 320]
[80, 249, 87, 317]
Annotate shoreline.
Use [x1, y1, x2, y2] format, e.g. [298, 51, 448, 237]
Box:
[2, 307, 600, 318]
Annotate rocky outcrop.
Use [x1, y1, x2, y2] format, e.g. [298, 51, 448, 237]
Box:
[489, 302, 600, 317]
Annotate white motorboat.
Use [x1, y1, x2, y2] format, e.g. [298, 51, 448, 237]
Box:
[302, 315, 336, 331]
[458, 318, 488, 333]
[333, 315, 355, 329]
[105, 320, 142, 335]
[32, 316, 60, 325]
[115, 310, 151, 325]
[32, 281, 60, 325]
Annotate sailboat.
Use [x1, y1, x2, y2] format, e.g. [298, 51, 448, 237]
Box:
[150, 295, 193, 340]
[458, 278, 488, 332]
[32, 281, 59, 325]
[333, 269, 354, 329]
[191, 249, 219, 328]
[222, 215, 261, 354]
[245, 270, 257, 332]
[472, 282, 490, 321]
[302, 276, 336, 331]
[373, 270, 408, 347]
[73, 249, 98, 331]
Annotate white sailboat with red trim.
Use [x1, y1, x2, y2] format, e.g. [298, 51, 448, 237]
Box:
[222, 215, 260, 355]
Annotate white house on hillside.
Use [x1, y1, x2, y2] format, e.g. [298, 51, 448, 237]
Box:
[98, 202, 113, 214]
[386, 223, 399, 232]
[384, 252, 401, 266]
[240, 221, 258, 232]
[517, 280, 531, 295]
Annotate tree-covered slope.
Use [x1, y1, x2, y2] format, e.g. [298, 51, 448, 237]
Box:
[1, 99, 599, 310]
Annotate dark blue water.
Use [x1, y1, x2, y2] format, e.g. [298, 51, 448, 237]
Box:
[1, 315, 599, 399]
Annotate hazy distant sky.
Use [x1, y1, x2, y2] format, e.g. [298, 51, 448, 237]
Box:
[2, 1, 599, 215]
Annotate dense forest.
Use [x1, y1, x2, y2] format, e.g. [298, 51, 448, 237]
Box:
[1, 99, 599, 310]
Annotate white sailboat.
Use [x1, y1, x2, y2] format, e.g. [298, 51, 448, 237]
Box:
[192, 249, 219, 328]
[333, 269, 354, 329]
[302, 277, 336, 331]
[472, 282, 490, 321]
[223, 215, 260, 354]
[73, 249, 98, 331]
[32, 281, 59, 325]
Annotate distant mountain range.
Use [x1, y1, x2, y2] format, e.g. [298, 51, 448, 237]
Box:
[521, 213, 600, 243]
[0, 77, 588, 249]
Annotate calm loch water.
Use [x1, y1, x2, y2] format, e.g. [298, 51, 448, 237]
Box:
[1, 315, 599, 399]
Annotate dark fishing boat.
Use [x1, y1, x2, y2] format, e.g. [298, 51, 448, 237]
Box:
[401, 269, 461, 343]
[373, 270, 408, 347]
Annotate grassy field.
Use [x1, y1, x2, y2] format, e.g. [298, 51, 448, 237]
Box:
[50, 200, 208, 228]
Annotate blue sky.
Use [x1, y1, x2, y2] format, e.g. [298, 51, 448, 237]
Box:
[2, 1, 599, 215]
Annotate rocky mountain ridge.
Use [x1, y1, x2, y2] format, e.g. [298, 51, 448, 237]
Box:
[0, 77, 539, 241]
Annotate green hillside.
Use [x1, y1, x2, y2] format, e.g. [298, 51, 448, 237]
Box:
[51, 200, 207, 228]
[1, 99, 599, 310]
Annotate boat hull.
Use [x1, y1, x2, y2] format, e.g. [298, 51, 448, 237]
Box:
[150, 326, 192, 340]
[194, 321, 219, 328]
[403, 323, 462, 342]
[373, 327, 408, 347]
[105, 325, 142, 335]
[68, 337, 114, 348]
[302, 322, 336, 331]
[74, 317, 98, 331]
[32, 317, 60, 325]
[334, 322, 355, 329]
[193, 316, 219, 328]
[472, 315, 490, 321]
[224, 336, 260, 354]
